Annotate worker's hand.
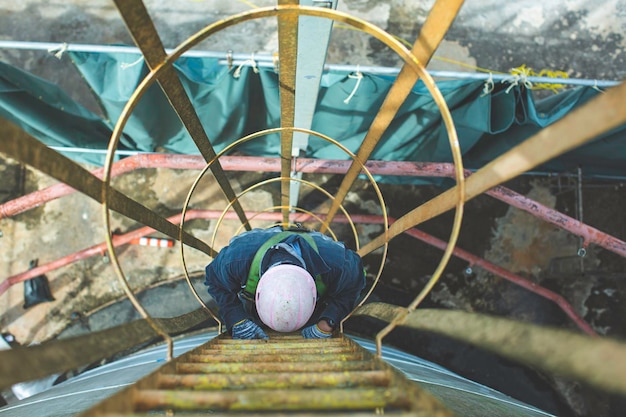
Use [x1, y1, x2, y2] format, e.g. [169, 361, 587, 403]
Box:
[231, 319, 269, 340]
[301, 323, 332, 339]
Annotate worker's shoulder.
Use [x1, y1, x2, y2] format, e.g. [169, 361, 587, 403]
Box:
[309, 231, 343, 247]
[228, 227, 282, 245]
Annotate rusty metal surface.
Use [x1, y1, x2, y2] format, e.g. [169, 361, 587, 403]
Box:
[156, 370, 392, 389]
[98, 412, 423, 417]
[78, 333, 457, 416]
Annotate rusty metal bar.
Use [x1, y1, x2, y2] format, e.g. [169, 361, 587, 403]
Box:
[209, 338, 347, 348]
[199, 344, 357, 355]
[176, 360, 376, 374]
[202, 342, 354, 351]
[321, 0, 466, 233]
[357, 303, 626, 396]
[0, 308, 210, 390]
[203, 341, 352, 350]
[97, 413, 421, 417]
[0, 121, 215, 259]
[133, 387, 411, 412]
[186, 352, 364, 363]
[112, 0, 251, 231]
[156, 370, 392, 390]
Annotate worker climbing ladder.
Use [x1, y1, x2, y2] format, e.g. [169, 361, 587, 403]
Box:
[78, 332, 455, 416]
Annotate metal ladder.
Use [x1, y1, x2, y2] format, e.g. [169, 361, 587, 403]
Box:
[78, 332, 455, 416]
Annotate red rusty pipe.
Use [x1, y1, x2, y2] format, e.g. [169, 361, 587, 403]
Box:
[1, 209, 595, 335]
[1, 155, 624, 260]
[0, 209, 211, 296]
[0, 154, 205, 220]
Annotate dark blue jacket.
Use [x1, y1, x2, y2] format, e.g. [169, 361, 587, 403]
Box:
[204, 227, 365, 330]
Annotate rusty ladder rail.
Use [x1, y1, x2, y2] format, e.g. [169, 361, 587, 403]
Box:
[78, 333, 454, 416]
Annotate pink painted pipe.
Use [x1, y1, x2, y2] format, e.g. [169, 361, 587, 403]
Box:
[0, 209, 595, 335]
[1, 155, 624, 260]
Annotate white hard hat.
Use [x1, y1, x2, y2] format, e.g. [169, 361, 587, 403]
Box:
[255, 264, 317, 332]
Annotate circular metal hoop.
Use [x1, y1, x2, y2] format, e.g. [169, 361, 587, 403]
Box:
[179, 126, 388, 330]
[102, 5, 464, 349]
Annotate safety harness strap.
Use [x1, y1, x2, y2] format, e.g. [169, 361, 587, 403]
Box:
[245, 231, 327, 297]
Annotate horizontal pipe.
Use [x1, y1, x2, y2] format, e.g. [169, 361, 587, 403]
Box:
[2, 154, 624, 260]
[335, 212, 595, 335]
[402, 227, 597, 336]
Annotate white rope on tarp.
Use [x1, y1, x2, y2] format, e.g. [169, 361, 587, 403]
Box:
[481, 72, 494, 97]
[47, 42, 68, 60]
[233, 53, 259, 79]
[343, 66, 363, 104]
[503, 67, 534, 94]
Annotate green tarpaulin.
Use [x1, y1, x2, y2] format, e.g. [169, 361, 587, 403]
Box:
[0, 51, 624, 181]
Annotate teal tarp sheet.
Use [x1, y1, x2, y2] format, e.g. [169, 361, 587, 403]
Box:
[0, 51, 624, 181]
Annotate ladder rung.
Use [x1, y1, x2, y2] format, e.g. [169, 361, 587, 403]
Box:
[177, 360, 377, 374]
[185, 352, 364, 363]
[133, 387, 412, 412]
[209, 339, 348, 350]
[199, 345, 357, 355]
[99, 412, 424, 417]
[78, 335, 456, 416]
[156, 369, 392, 389]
